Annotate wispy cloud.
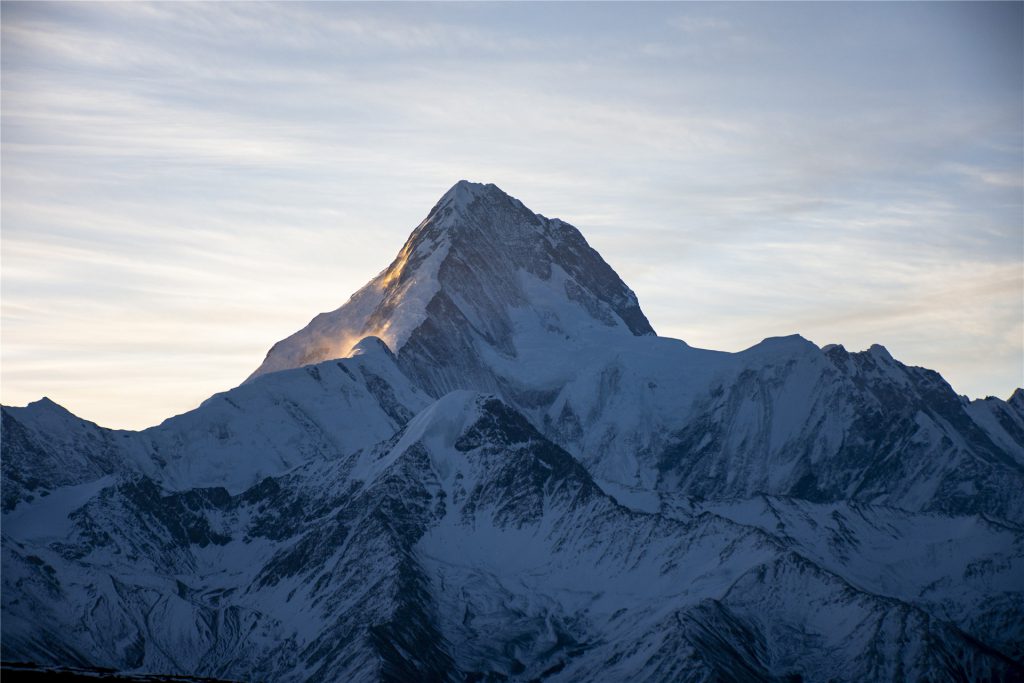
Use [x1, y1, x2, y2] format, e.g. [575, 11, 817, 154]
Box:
[2, 1, 1021, 427]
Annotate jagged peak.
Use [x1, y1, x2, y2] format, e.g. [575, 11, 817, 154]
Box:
[247, 180, 655, 382]
[438, 179, 496, 206]
[1009, 387, 1024, 411]
[22, 396, 75, 417]
[867, 343, 894, 362]
[422, 179, 536, 236]
[6, 396, 104, 431]
[31, 396, 62, 409]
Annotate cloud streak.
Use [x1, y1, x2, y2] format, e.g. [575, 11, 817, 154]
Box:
[2, 1, 1021, 427]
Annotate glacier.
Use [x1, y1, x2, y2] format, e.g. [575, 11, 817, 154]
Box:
[3, 180, 1023, 681]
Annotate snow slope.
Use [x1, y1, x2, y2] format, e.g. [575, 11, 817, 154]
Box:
[248, 180, 653, 397]
[3, 180, 1023, 681]
[2, 335, 428, 497]
[4, 394, 1020, 681]
[244, 181, 1024, 521]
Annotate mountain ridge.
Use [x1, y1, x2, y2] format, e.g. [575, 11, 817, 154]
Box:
[247, 180, 654, 389]
[3, 180, 1023, 682]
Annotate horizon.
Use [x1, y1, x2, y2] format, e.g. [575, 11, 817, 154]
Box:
[2, 2, 1022, 429]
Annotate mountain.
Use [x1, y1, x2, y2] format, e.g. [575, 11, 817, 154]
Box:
[567, 336, 1024, 520]
[4, 394, 1021, 681]
[3, 180, 1023, 682]
[3, 336, 426, 501]
[249, 181, 1024, 522]
[248, 180, 653, 397]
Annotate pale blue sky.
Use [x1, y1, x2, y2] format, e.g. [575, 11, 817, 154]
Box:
[2, 2, 1022, 429]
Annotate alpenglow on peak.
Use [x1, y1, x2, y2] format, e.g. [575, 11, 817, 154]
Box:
[5, 178, 1024, 682]
[246, 181, 654, 387]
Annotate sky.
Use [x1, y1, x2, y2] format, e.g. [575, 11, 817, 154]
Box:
[2, 1, 1022, 429]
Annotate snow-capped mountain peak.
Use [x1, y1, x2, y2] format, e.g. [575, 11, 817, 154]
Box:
[4, 180, 1024, 682]
[433, 179, 515, 215]
[247, 181, 654, 392]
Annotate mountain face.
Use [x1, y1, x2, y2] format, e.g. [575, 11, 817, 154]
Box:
[248, 181, 653, 397]
[3, 181, 1023, 682]
[5, 393, 1021, 681]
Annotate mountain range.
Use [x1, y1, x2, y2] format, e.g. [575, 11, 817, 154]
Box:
[3, 181, 1023, 681]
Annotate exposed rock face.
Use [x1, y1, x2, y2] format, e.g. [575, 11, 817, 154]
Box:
[3, 181, 1023, 681]
[5, 394, 1022, 681]
[248, 180, 653, 397]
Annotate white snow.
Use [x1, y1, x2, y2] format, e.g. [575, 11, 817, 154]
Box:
[3, 180, 1022, 681]
[4, 476, 115, 540]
